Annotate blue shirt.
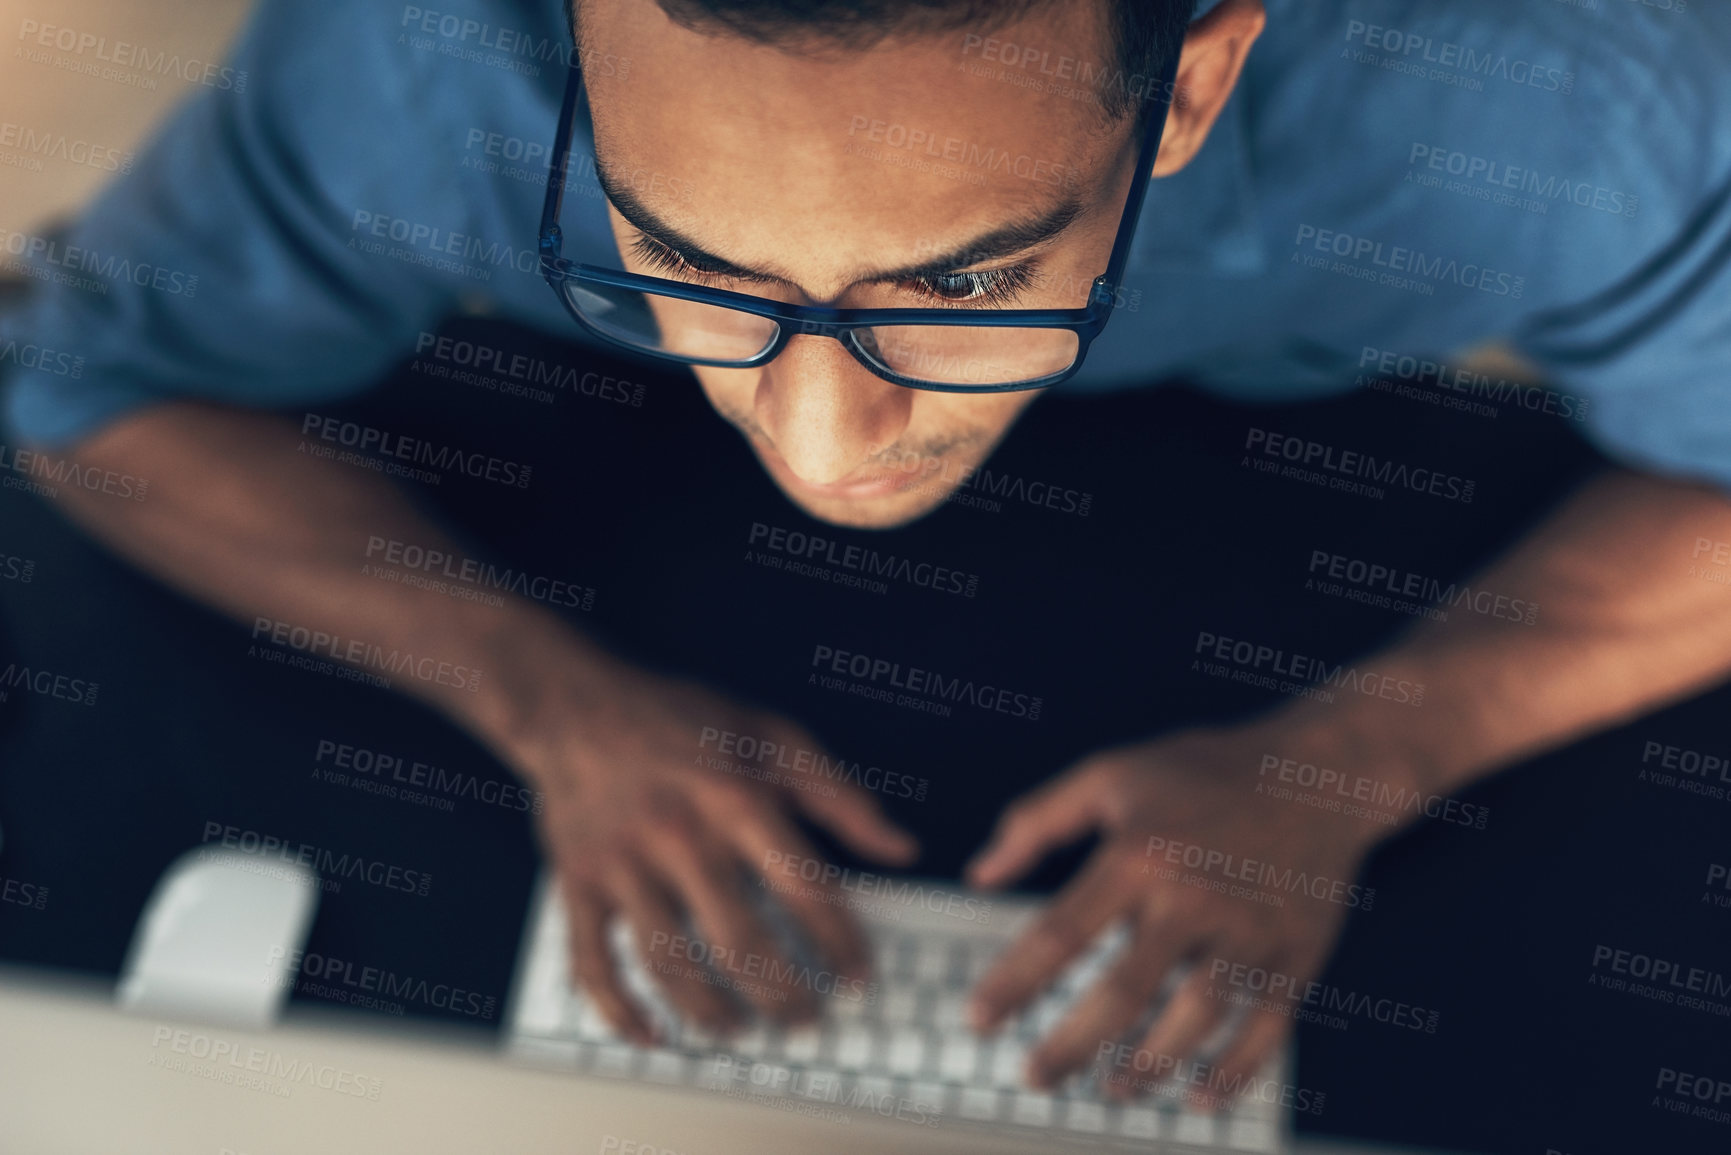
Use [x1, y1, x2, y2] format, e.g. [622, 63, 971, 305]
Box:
[4, 0, 1730, 487]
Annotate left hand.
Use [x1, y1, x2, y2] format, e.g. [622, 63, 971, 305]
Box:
[964, 722, 1391, 1106]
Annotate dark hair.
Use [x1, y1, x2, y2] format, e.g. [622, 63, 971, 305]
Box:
[575, 0, 1196, 123]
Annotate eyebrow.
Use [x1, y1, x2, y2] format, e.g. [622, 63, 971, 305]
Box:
[594, 157, 1087, 287]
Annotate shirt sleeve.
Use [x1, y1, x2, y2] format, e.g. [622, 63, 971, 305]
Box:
[0, 0, 471, 447]
[1511, 164, 1731, 492]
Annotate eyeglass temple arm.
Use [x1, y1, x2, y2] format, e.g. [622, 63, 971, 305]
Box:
[539, 62, 586, 263]
[1095, 46, 1185, 300]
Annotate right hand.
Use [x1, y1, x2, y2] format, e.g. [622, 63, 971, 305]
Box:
[506, 654, 918, 1044]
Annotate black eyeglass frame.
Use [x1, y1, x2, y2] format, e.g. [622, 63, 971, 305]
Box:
[536, 43, 1182, 393]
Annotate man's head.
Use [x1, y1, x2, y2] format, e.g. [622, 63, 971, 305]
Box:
[576, 0, 1263, 528]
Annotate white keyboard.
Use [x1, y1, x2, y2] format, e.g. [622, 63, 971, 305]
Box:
[504, 874, 1290, 1151]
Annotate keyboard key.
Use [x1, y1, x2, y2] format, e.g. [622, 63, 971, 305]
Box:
[1118, 1106, 1162, 1139]
[834, 1023, 875, 1070]
[730, 1025, 772, 1058]
[1172, 1110, 1217, 1145]
[958, 1087, 1002, 1121]
[1010, 1092, 1057, 1127]
[1226, 1115, 1281, 1152]
[642, 1049, 690, 1085]
[508, 1037, 580, 1066]
[884, 1028, 926, 1077]
[853, 1074, 895, 1108]
[913, 939, 950, 984]
[782, 1026, 823, 1064]
[930, 992, 970, 1032]
[1063, 1099, 1108, 1133]
[877, 986, 920, 1024]
[989, 1040, 1029, 1087]
[938, 1036, 980, 1083]
[593, 1043, 638, 1079]
[909, 1080, 950, 1120]
[574, 1001, 612, 1042]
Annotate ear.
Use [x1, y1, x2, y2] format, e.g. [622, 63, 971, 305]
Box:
[1152, 0, 1266, 178]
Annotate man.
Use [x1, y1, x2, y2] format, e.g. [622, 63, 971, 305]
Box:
[2, 0, 1730, 1104]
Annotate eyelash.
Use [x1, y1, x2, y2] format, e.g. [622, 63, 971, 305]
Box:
[628, 233, 1042, 308]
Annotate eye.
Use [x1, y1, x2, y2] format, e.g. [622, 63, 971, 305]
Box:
[909, 264, 1039, 307]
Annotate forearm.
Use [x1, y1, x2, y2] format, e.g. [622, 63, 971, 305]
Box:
[39, 401, 611, 761]
[1268, 469, 1731, 801]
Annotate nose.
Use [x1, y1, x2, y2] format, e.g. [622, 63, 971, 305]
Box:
[755, 334, 914, 486]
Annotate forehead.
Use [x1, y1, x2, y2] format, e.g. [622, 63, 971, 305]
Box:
[576, 0, 1132, 278]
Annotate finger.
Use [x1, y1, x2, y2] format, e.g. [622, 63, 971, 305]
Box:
[650, 821, 819, 1023]
[966, 763, 1112, 890]
[1108, 967, 1231, 1101]
[1027, 917, 1193, 1090]
[969, 851, 1128, 1032]
[610, 865, 741, 1035]
[724, 806, 873, 981]
[786, 764, 918, 865]
[562, 886, 653, 1046]
[1188, 1008, 1291, 1114]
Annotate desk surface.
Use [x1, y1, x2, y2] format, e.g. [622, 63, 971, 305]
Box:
[0, 966, 1466, 1155]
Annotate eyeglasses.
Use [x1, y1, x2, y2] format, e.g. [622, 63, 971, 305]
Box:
[537, 45, 1181, 393]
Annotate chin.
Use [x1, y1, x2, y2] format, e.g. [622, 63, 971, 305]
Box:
[771, 472, 958, 531]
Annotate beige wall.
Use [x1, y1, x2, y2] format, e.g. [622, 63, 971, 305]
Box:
[0, 0, 250, 232]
